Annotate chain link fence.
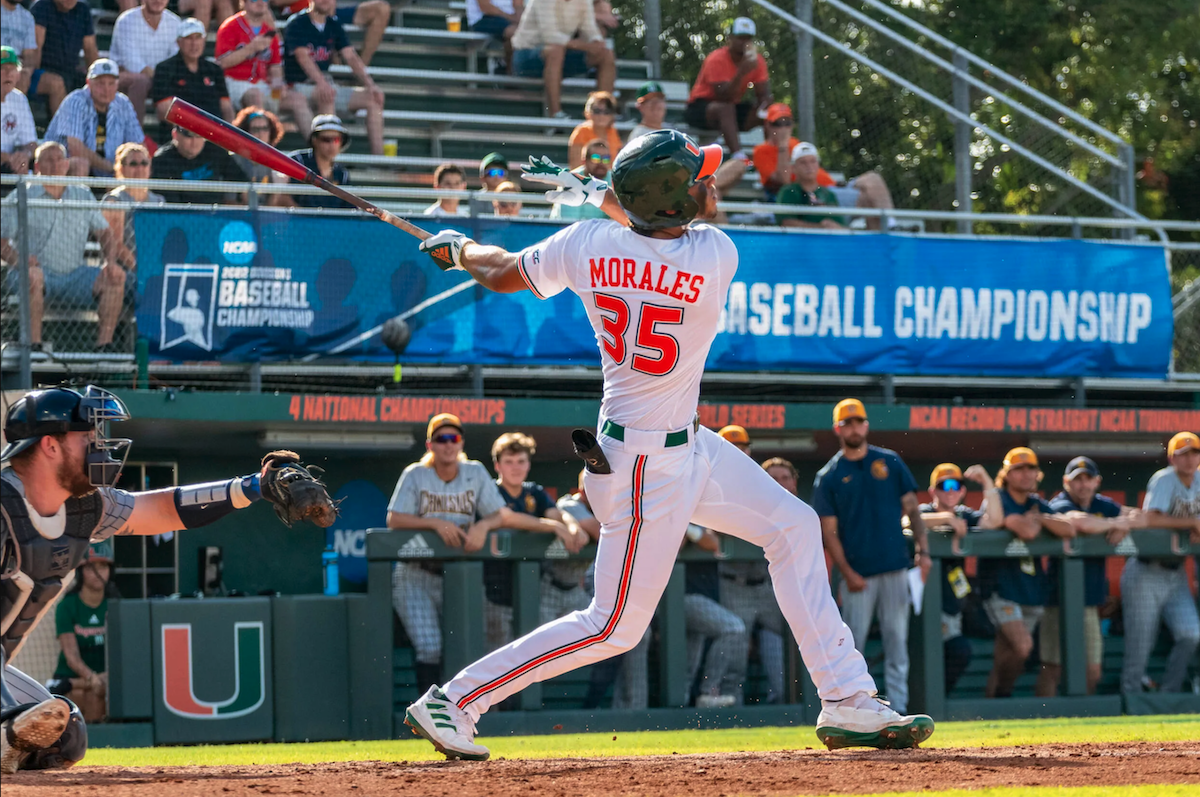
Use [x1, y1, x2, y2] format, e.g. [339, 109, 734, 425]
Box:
[1168, 244, 1200, 374]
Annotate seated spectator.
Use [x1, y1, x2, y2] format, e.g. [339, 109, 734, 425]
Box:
[0, 142, 125, 350]
[31, 0, 98, 113]
[627, 80, 666, 142]
[777, 142, 847, 229]
[752, 103, 797, 198]
[980, 447, 1075, 699]
[272, 0, 390, 66]
[45, 59, 146, 177]
[919, 463, 1000, 694]
[386, 413, 510, 689]
[550, 139, 608, 220]
[491, 181, 522, 216]
[46, 543, 115, 723]
[592, 0, 618, 37]
[685, 17, 771, 161]
[424, 162, 466, 217]
[215, 0, 284, 113]
[232, 105, 284, 184]
[468, 0, 522, 71]
[281, 0, 384, 156]
[567, 90, 621, 168]
[484, 432, 585, 650]
[2, 0, 39, 95]
[151, 124, 247, 203]
[1, 47, 37, 176]
[110, 0, 181, 119]
[511, 0, 614, 121]
[101, 142, 163, 273]
[135, 0, 232, 33]
[280, 113, 352, 208]
[151, 18, 232, 142]
[683, 524, 748, 708]
[1121, 432, 1200, 694]
[468, 151, 509, 214]
[1038, 457, 1144, 698]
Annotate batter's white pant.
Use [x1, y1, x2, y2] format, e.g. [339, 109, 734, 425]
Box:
[441, 424, 876, 720]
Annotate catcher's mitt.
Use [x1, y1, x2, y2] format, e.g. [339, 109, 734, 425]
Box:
[260, 450, 339, 528]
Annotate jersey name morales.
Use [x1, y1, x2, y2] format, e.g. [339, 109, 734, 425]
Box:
[589, 257, 705, 304]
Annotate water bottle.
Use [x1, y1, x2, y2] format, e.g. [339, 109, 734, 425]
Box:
[322, 545, 339, 596]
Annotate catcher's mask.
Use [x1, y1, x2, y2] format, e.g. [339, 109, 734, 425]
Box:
[610, 129, 723, 234]
[1, 385, 132, 488]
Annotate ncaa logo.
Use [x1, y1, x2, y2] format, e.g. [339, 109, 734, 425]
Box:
[219, 221, 257, 265]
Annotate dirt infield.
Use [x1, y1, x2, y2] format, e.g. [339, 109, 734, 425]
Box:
[4, 741, 1198, 796]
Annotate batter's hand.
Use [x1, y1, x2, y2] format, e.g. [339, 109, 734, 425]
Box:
[419, 230, 472, 272]
[522, 155, 608, 208]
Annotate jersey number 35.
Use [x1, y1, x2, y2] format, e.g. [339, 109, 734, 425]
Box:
[594, 293, 683, 376]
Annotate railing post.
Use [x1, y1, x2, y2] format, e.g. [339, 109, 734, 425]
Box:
[513, 560, 543, 710]
[1117, 142, 1137, 240]
[16, 178, 32, 388]
[952, 50, 972, 234]
[643, 0, 662, 79]
[909, 555, 945, 718]
[442, 561, 485, 680]
[1059, 557, 1088, 697]
[795, 0, 816, 144]
[656, 563, 687, 706]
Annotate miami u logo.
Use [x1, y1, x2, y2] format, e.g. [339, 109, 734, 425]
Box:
[162, 622, 265, 719]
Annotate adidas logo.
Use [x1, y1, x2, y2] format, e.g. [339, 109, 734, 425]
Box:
[1004, 539, 1030, 557]
[397, 534, 435, 558]
[544, 538, 569, 560]
[432, 246, 451, 263]
[1114, 536, 1139, 556]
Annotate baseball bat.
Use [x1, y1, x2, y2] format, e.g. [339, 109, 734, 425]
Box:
[163, 98, 430, 241]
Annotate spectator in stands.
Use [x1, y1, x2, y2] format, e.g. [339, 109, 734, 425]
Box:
[469, 152, 509, 215]
[232, 105, 284, 184]
[543, 468, 598, 625]
[484, 432, 585, 650]
[752, 103, 798, 199]
[919, 462, 1001, 694]
[685, 17, 771, 162]
[468, 0, 523, 71]
[117, 0, 232, 33]
[510, 0, 614, 121]
[1038, 457, 1144, 697]
[1, 47, 37, 176]
[567, 90, 621, 168]
[1, 0, 39, 95]
[491, 181, 522, 216]
[151, 124, 246, 203]
[981, 447, 1075, 699]
[424, 162, 467, 217]
[1121, 432, 1200, 694]
[110, 0, 182, 120]
[627, 80, 666, 142]
[777, 142, 847, 229]
[813, 398, 928, 715]
[46, 543, 114, 723]
[272, 0, 390, 66]
[283, 115, 354, 208]
[215, 0, 284, 113]
[386, 413, 510, 690]
[0, 142, 125, 350]
[682, 522, 748, 708]
[31, 0, 98, 112]
[46, 59, 145, 178]
[592, 0, 618, 38]
[550, 139, 608, 220]
[101, 142, 164, 274]
[151, 18, 233, 142]
[281, 0, 385, 156]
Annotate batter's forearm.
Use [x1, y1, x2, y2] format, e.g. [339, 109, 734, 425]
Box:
[600, 189, 630, 226]
[459, 243, 527, 293]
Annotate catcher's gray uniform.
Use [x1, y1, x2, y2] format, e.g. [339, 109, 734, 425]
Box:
[719, 560, 786, 703]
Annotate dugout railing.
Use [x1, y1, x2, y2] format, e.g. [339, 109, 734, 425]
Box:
[362, 526, 1200, 737]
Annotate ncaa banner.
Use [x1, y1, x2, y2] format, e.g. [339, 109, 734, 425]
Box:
[134, 209, 1173, 377]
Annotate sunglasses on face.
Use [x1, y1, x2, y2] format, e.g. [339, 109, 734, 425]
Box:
[249, 124, 271, 133]
[1009, 464, 1036, 472]
[937, 479, 963, 492]
[484, 167, 507, 178]
[591, 106, 615, 115]
[175, 128, 199, 138]
[587, 153, 611, 164]
[122, 159, 151, 167]
[315, 134, 343, 144]
[431, 433, 462, 444]
[770, 118, 793, 127]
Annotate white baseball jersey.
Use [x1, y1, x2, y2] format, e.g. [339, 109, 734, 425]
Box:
[516, 219, 738, 431]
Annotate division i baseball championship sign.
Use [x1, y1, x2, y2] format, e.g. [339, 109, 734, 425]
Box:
[134, 210, 1173, 378]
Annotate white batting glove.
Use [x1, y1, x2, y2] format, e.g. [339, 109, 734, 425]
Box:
[522, 155, 609, 208]
[418, 230, 472, 272]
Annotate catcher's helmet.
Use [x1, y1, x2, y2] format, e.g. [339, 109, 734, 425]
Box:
[1, 386, 131, 486]
[610, 130, 724, 233]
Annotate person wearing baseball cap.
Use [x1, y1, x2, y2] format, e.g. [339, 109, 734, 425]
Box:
[717, 424, 751, 454]
[1121, 432, 1200, 695]
[979, 446, 1074, 699]
[812, 397, 926, 715]
[44, 57, 145, 177]
[628, 81, 668, 143]
[281, 114, 354, 209]
[1, 46, 37, 176]
[685, 15, 773, 162]
[778, 141, 849, 229]
[149, 18, 232, 144]
[1038, 456, 1144, 698]
[386, 412, 510, 691]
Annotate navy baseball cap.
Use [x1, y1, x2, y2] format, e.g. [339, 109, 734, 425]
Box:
[1064, 456, 1100, 479]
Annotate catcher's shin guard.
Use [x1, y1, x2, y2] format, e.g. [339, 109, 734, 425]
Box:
[25, 696, 87, 770]
[0, 697, 77, 774]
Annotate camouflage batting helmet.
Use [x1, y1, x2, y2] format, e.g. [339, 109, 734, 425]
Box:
[610, 130, 723, 232]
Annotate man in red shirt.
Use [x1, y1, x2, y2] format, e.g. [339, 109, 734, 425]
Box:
[685, 17, 772, 161]
[214, 0, 284, 113]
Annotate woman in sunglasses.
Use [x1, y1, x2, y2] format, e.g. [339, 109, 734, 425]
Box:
[567, 90, 623, 169]
[231, 106, 286, 202]
[101, 142, 164, 277]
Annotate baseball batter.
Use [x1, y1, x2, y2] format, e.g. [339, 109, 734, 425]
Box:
[406, 130, 934, 759]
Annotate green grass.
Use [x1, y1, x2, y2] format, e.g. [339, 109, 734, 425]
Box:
[82, 714, 1200, 767]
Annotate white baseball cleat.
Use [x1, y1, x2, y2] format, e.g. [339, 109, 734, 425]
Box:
[815, 691, 934, 750]
[1, 698, 71, 774]
[404, 686, 490, 761]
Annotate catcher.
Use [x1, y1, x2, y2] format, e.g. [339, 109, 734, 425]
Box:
[0, 385, 336, 773]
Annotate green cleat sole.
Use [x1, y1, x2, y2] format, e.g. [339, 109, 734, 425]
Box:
[403, 709, 490, 762]
[816, 716, 935, 750]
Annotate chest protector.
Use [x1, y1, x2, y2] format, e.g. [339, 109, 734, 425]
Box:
[0, 479, 101, 658]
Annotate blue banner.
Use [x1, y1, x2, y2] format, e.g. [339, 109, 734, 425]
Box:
[134, 210, 1173, 377]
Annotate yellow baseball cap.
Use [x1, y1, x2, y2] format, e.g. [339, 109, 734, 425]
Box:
[833, 398, 867, 425]
[717, 425, 750, 445]
[1167, 431, 1199, 456]
[1003, 447, 1039, 468]
[929, 463, 963, 489]
[426, 412, 463, 439]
